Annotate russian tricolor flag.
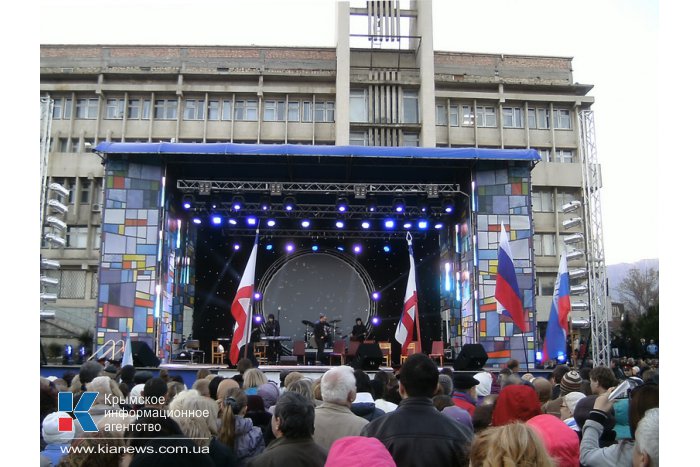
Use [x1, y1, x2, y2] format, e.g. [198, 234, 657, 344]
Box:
[543, 252, 571, 361]
[495, 223, 527, 332]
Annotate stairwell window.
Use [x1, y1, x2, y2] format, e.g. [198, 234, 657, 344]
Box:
[287, 101, 300, 122]
[533, 234, 556, 256]
[461, 105, 474, 126]
[554, 149, 575, 163]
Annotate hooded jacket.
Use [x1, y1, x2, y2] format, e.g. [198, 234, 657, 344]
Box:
[491, 385, 542, 426]
[527, 414, 580, 467]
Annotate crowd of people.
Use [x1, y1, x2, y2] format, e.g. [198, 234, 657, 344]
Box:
[39, 354, 659, 466]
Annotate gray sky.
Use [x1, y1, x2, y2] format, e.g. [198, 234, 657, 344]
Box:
[39, 0, 660, 265]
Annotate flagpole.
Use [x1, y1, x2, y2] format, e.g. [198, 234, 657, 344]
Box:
[406, 233, 422, 353]
[243, 225, 260, 363]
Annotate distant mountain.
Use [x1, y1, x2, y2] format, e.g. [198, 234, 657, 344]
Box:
[607, 258, 659, 302]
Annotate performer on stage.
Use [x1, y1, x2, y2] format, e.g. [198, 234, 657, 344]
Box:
[313, 314, 330, 365]
[263, 313, 281, 363]
[351, 317, 366, 342]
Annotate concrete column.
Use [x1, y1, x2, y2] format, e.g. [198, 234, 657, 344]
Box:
[335, 1, 350, 145]
[414, 0, 436, 147]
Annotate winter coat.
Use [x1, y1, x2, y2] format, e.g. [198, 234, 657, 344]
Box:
[313, 402, 369, 450]
[233, 415, 265, 465]
[248, 437, 326, 467]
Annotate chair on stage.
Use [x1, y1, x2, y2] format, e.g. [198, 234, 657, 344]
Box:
[211, 340, 225, 365]
[378, 341, 392, 367]
[329, 340, 346, 365]
[292, 340, 307, 365]
[400, 341, 419, 365]
[429, 340, 445, 367]
[253, 342, 268, 365]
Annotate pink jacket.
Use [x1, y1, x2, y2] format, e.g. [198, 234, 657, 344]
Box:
[527, 414, 580, 467]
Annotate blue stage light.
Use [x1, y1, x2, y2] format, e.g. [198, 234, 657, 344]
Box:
[254, 315, 263, 324]
[403, 222, 412, 229]
[212, 215, 222, 225]
[301, 220, 311, 228]
[286, 243, 295, 253]
[266, 219, 276, 227]
[557, 352, 566, 362]
[337, 246, 345, 252]
[372, 291, 381, 301]
[283, 196, 296, 211]
[418, 220, 428, 229]
[383, 245, 391, 253]
[371, 316, 381, 325]
[435, 222, 444, 229]
[265, 244, 273, 251]
[311, 245, 319, 251]
[384, 219, 395, 229]
[228, 219, 237, 225]
[535, 351, 543, 362]
[336, 220, 345, 229]
[254, 292, 262, 300]
[193, 217, 202, 224]
[336, 196, 349, 213]
[353, 244, 362, 254]
[232, 196, 244, 211]
[247, 217, 257, 226]
[233, 243, 241, 251]
[361, 221, 371, 229]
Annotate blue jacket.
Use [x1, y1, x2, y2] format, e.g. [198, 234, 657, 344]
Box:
[234, 416, 265, 465]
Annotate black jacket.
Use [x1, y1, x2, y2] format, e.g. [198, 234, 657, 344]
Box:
[360, 397, 473, 467]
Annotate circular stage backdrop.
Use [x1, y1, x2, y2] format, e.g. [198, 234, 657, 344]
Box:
[260, 252, 371, 345]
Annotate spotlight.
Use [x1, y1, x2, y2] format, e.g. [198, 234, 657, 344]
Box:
[403, 222, 412, 229]
[442, 197, 455, 214]
[247, 217, 257, 226]
[535, 351, 543, 362]
[371, 316, 381, 325]
[265, 244, 273, 251]
[285, 243, 295, 253]
[283, 196, 296, 212]
[254, 315, 264, 324]
[266, 219, 276, 227]
[418, 220, 429, 230]
[384, 219, 395, 229]
[366, 195, 377, 213]
[337, 246, 345, 252]
[228, 219, 237, 225]
[353, 244, 362, 254]
[193, 217, 202, 224]
[361, 221, 371, 229]
[233, 243, 241, 251]
[383, 245, 391, 253]
[301, 220, 311, 228]
[311, 245, 319, 251]
[556, 352, 566, 363]
[260, 195, 271, 212]
[336, 220, 345, 229]
[336, 196, 349, 213]
[62, 344, 74, 364]
[232, 195, 245, 211]
[182, 195, 194, 210]
[371, 292, 381, 301]
[434, 222, 444, 229]
[392, 198, 406, 213]
[417, 196, 430, 213]
[210, 195, 221, 210]
[211, 215, 222, 225]
[254, 292, 262, 300]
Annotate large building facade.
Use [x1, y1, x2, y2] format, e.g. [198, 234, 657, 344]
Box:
[40, 0, 604, 363]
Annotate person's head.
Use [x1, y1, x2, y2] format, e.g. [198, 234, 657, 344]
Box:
[78, 360, 104, 390]
[312, 377, 323, 401]
[438, 373, 454, 396]
[143, 377, 169, 407]
[125, 416, 184, 449]
[356, 318, 363, 325]
[527, 414, 580, 467]
[326, 436, 396, 467]
[171, 394, 219, 447]
[559, 371, 582, 396]
[550, 365, 571, 385]
[453, 372, 480, 398]
[589, 366, 617, 394]
[119, 365, 136, 383]
[42, 411, 75, 445]
[501, 374, 523, 388]
[470, 422, 556, 467]
[258, 382, 281, 410]
[491, 385, 542, 426]
[320, 314, 327, 322]
[242, 368, 268, 389]
[195, 368, 211, 380]
[167, 381, 185, 401]
[207, 376, 224, 400]
[86, 375, 123, 405]
[633, 408, 659, 467]
[561, 392, 586, 421]
[506, 359, 520, 373]
[472, 398, 497, 432]
[399, 353, 439, 398]
[192, 379, 210, 398]
[216, 378, 240, 401]
[473, 371, 493, 397]
[353, 369, 372, 394]
[268, 313, 275, 322]
[237, 358, 253, 374]
[273, 391, 316, 439]
[321, 366, 356, 406]
[218, 387, 248, 449]
[432, 394, 455, 411]
[628, 383, 659, 439]
[532, 378, 553, 405]
[286, 379, 315, 404]
[284, 371, 305, 388]
[60, 431, 125, 467]
[159, 368, 170, 382]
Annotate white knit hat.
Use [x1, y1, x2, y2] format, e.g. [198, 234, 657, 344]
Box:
[42, 411, 75, 445]
[474, 371, 493, 397]
[563, 391, 586, 412]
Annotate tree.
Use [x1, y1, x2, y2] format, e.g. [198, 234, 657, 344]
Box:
[616, 266, 659, 317]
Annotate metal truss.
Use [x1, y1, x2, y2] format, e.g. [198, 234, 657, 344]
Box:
[186, 202, 435, 219]
[177, 180, 461, 197]
[221, 227, 429, 240]
[579, 110, 611, 366]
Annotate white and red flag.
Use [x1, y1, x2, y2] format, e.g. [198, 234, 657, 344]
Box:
[395, 233, 419, 355]
[229, 230, 259, 364]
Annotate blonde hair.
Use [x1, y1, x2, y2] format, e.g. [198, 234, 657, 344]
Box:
[242, 368, 267, 389]
[171, 395, 219, 447]
[168, 389, 202, 411]
[470, 422, 556, 467]
[219, 388, 248, 450]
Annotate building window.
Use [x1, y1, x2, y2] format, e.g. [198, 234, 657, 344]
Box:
[554, 149, 575, 163]
[183, 99, 205, 120]
[436, 104, 447, 126]
[75, 98, 99, 119]
[93, 226, 102, 250]
[58, 270, 87, 299]
[287, 101, 300, 122]
[80, 179, 91, 204]
[476, 106, 497, 127]
[350, 131, 368, 146]
[449, 105, 459, 127]
[531, 190, 554, 212]
[52, 97, 73, 120]
[503, 107, 524, 128]
[234, 99, 258, 121]
[537, 275, 556, 296]
[207, 98, 232, 120]
[56, 138, 69, 152]
[553, 108, 572, 129]
[461, 105, 474, 126]
[350, 90, 368, 123]
[128, 97, 152, 119]
[533, 233, 556, 256]
[403, 132, 419, 147]
[315, 101, 334, 122]
[528, 107, 550, 129]
[68, 226, 89, 248]
[403, 90, 419, 123]
[264, 100, 286, 121]
[154, 99, 178, 120]
[91, 271, 99, 299]
[105, 98, 125, 119]
[556, 191, 578, 211]
[536, 148, 552, 162]
[301, 101, 312, 122]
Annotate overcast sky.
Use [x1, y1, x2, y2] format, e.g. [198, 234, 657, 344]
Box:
[39, 0, 660, 265]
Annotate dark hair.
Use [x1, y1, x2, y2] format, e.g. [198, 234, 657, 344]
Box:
[279, 370, 292, 388]
[370, 379, 385, 400]
[356, 317, 362, 322]
[268, 314, 275, 319]
[170, 375, 184, 384]
[551, 364, 571, 384]
[129, 437, 214, 467]
[439, 367, 454, 378]
[353, 369, 372, 394]
[399, 353, 439, 398]
[274, 391, 315, 439]
[384, 384, 402, 405]
[143, 377, 168, 399]
[432, 394, 455, 411]
[118, 365, 136, 383]
[208, 376, 224, 401]
[125, 416, 183, 449]
[629, 383, 659, 439]
[237, 358, 253, 374]
[589, 367, 617, 390]
[472, 403, 496, 432]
